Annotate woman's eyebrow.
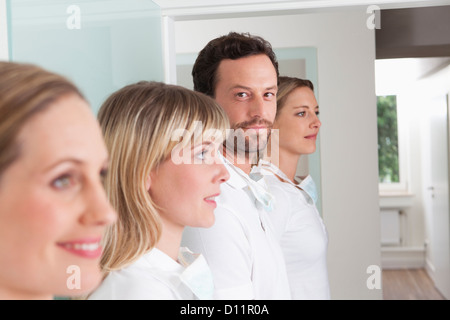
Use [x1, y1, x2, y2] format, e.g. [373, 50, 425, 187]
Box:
[293, 105, 319, 110]
[190, 141, 213, 150]
[43, 158, 84, 172]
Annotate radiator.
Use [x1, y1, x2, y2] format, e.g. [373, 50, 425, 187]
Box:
[380, 209, 401, 245]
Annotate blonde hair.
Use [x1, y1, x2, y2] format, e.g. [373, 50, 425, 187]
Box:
[98, 81, 229, 273]
[0, 62, 84, 180]
[276, 76, 314, 118]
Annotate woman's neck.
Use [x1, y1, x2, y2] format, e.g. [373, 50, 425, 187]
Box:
[278, 151, 301, 183]
[0, 287, 52, 300]
[156, 221, 183, 262]
[268, 138, 301, 183]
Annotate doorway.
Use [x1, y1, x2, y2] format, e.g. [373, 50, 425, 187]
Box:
[376, 5, 450, 299]
[375, 57, 450, 299]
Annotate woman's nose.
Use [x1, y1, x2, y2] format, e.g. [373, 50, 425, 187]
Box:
[215, 161, 230, 184]
[80, 180, 117, 227]
[311, 113, 321, 129]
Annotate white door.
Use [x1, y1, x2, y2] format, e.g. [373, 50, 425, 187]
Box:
[427, 93, 450, 299]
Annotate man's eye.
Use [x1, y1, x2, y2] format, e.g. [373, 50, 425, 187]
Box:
[236, 92, 248, 98]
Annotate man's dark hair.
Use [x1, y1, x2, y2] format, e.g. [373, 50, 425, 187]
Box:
[192, 32, 279, 97]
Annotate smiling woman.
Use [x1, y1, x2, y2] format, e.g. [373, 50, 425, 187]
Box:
[0, 61, 117, 300]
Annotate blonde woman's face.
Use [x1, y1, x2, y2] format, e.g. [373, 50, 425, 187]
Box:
[149, 139, 230, 233]
[274, 87, 321, 156]
[0, 94, 117, 299]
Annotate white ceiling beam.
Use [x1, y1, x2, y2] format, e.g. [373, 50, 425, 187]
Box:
[153, 0, 450, 20]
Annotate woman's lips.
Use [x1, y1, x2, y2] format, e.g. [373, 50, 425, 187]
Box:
[57, 238, 103, 259]
[204, 194, 220, 208]
[304, 134, 317, 140]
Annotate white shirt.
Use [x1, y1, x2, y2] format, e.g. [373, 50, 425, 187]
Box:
[88, 247, 214, 300]
[181, 156, 291, 300]
[260, 161, 330, 300]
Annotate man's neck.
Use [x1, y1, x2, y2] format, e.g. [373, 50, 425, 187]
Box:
[222, 146, 257, 175]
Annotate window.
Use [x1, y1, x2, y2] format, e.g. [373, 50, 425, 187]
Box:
[377, 95, 400, 184]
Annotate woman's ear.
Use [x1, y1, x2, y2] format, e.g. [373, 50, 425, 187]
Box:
[145, 175, 151, 191]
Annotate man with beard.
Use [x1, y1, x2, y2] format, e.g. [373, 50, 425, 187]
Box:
[182, 32, 291, 300]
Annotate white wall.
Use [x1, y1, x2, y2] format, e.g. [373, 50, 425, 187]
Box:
[174, 9, 382, 299]
[0, 0, 9, 61]
[412, 64, 450, 295]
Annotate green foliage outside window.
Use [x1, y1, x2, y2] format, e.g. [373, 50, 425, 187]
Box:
[377, 95, 399, 183]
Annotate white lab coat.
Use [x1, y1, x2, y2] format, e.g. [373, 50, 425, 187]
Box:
[182, 155, 291, 300]
[261, 162, 330, 300]
[88, 247, 214, 300]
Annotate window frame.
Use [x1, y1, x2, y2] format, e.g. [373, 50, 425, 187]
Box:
[377, 94, 410, 195]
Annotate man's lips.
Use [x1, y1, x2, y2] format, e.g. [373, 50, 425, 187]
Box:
[235, 120, 273, 132]
[57, 237, 103, 259]
[244, 126, 269, 132]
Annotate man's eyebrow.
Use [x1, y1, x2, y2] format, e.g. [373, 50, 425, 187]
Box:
[229, 85, 278, 91]
[229, 85, 251, 91]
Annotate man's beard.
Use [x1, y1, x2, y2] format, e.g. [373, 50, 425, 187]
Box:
[223, 118, 273, 161]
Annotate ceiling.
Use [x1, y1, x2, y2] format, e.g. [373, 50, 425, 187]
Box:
[153, 0, 450, 59]
[376, 5, 450, 59]
[153, 0, 450, 17]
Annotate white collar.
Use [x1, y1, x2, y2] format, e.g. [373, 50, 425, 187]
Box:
[141, 247, 214, 300]
[219, 153, 248, 190]
[219, 153, 274, 211]
[257, 160, 298, 185]
[257, 159, 316, 205]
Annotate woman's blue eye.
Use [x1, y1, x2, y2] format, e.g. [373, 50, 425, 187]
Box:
[195, 149, 208, 160]
[52, 174, 72, 189]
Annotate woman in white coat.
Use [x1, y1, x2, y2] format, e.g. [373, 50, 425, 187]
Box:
[260, 76, 330, 299]
[88, 81, 230, 300]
